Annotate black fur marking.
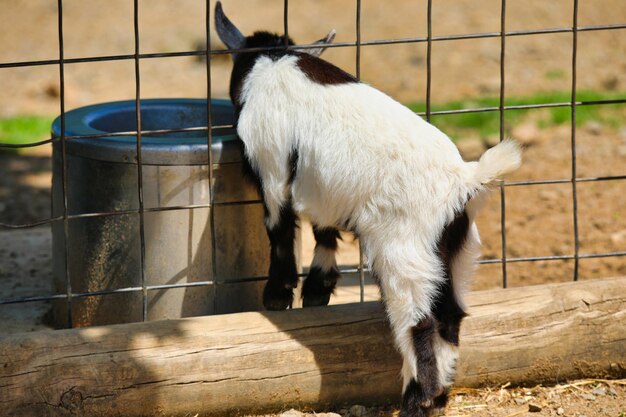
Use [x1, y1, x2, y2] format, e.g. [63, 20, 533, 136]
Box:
[245, 31, 295, 50]
[312, 226, 341, 250]
[288, 148, 299, 186]
[412, 317, 439, 393]
[401, 316, 440, 416]
[433, 210, 470, 345]
[295, 52, 358, 85]
[263, 202, 299, 311]
[229, 31, 294, 112]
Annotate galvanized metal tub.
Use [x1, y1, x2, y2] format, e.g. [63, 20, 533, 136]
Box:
[51, 99, 272, 327]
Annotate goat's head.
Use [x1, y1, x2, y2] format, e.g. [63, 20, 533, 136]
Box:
[214, 1, 336, 60]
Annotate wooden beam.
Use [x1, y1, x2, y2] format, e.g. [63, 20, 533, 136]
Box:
[1, 277, 625, 416]
[458, 277, 625, 387]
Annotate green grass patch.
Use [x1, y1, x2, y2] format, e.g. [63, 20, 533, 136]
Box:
[0, 115, 54, 153]
[1, 90, 624, 151]
[545, 68, 566, 80]
[407, 90, 625, 140]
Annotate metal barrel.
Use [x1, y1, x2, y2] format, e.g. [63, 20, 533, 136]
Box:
[51, 99, 271, 327]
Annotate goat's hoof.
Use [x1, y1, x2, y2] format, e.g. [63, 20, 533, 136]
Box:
[263, 282, 293, 311]
[433, 388, 450, 410]
[302, 291, 331, 307]
[301, 268, 338, 307]
[400, 379, 445, 417]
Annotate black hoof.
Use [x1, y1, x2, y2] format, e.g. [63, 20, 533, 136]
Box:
[263, 281, 293, 311]
[301, 267, 338, 308]
[302, 291, 332, 307]
[433, 388, 450, 410]
[400, 379, 442, 417]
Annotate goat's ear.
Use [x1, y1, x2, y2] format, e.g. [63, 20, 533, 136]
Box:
[215, 1, 245, 51]
[305, 29, 336, 57]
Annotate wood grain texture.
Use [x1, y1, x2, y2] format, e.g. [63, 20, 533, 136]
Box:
[1, 277, 624, 416]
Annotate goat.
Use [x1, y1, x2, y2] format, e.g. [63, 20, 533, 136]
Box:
[215, 2, 521, 416]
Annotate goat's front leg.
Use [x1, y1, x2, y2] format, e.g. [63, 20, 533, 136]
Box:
[241, 152, 299, 311]
[302, 225, 341, 307]
[263, 203, 299, 310]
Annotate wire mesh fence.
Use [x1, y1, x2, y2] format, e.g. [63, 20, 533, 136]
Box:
[0, 0, 625, 328]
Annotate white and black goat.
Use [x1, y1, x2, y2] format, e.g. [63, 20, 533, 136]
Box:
[215, 2, 521, 416]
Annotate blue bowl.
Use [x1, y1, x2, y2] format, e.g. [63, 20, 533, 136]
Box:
[51, 98, 239, 165]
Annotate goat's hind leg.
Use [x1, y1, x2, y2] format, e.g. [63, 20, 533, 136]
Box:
[402, 210, 474, 413]
[375, 249, 448, 417]
[400, 314, 441, 417]
[302, 225, 341, 307]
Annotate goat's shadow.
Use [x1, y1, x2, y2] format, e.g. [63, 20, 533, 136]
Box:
[258, 273, 403, 413]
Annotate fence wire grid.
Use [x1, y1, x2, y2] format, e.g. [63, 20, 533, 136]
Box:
[0, 0, 625, 328]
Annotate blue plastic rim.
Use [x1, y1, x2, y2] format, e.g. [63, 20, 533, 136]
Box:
[51, 98, 239, 165]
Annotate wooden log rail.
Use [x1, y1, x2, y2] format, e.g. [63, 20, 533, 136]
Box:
[1, 277, 625, 416]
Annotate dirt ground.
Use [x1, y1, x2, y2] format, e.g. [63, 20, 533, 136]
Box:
[1, 0, 626, 115]
[0, 1, 624, 416]
[249, 379, 626, 417]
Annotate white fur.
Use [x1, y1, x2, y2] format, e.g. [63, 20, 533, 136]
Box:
[471, 139, 522, 187]
[236, 53, 521, 391]
[311, 245, 338, 272]
[433, 333, 460, 387]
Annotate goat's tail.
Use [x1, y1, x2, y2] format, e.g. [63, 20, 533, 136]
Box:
[469, 139, 522, 189]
